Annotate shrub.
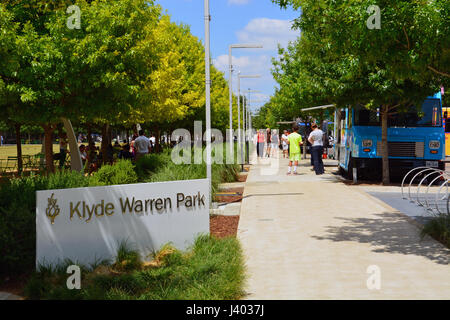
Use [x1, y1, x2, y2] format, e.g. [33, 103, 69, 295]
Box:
[134, 153, 170, 180]
[421, 214, 450, 248]
[0, 171, 90, 275]
[89, 159, 138, 186]
[113, 241, 142, 272]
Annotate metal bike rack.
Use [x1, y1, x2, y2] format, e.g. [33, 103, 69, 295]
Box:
[401, 167, 450, 216]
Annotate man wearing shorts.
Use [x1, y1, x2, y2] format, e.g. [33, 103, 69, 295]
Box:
[286, 124, 302, 175]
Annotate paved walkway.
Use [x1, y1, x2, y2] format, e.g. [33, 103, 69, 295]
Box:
[238, 152, 450, 299]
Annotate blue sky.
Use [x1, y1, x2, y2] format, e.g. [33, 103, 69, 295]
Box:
[155, 0, 300, 113]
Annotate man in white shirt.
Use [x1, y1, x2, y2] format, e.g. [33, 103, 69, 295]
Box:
[308, 124, 325, 175]
[134, 130, 151, 160]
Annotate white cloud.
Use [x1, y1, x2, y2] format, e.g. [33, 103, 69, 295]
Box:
[212, 18, 300, 107]
[228, 0, 251, 5]
[213, 54, 272, 107]
[213, 54, 270, 79]
[236, 18, 299, 51]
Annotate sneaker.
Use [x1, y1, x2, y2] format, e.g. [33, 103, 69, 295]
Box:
[286, 172, 291, 175]
[293, 172, 298, 175]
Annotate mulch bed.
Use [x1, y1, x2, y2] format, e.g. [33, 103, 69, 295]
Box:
[209, 215, 240, 238]
[237, 173, 247, 182]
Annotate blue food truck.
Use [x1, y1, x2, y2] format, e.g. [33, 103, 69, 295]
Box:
[334, 92, 445, 180]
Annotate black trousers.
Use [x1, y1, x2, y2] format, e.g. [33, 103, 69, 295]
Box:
[311, 146, 324, 174]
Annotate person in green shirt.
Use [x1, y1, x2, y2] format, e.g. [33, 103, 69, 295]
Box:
[286, 124, 303, 175]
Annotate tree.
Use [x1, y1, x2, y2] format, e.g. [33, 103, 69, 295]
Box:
[1, 0, 162, 171]
[272, 0, 449, 184]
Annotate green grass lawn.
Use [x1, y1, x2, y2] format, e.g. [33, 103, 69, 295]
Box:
[0, 143, 103, 159]
[24, 235, 246, 300]
[0, 144, 60, 159]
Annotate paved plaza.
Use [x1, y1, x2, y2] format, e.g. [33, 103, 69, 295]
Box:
[238, 152, 450, 299]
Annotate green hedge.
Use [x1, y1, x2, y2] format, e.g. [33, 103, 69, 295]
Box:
[89, 159, 138, 186]
[0, 171, 91, 274]
[0, 160, 136, 275]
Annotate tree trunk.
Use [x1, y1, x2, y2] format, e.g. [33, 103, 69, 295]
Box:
[381, 105, 390, 185]
[43, 124, 55, 173]
[87, 123, 93, 169]
[15, 123, 23, 174]
[107, 124, 112, 164]
[101, 123, 109, 164]
[155, 126, 161, 153]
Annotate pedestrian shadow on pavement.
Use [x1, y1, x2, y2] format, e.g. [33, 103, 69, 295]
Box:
[311, 212, 450, 265]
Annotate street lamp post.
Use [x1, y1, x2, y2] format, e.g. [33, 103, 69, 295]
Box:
[228, 44, 262, 160]
[244, 90, 262, 163]
[243, 89, 260, 163]
[204, 0, 212, 199]
[238, 76, 260, 171]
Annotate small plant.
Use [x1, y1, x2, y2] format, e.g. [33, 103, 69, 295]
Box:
[135, 153, 169, 180]
[23, 236, 246, 300]
[421, 214, 450, 248]
[89, 159, 138, 186]
[113, 241, 142, 272]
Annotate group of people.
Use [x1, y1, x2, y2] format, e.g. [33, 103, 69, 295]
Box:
[78, 130, 156, 173]
[256, 128, 280, 158]
[255, 123, 326, 176]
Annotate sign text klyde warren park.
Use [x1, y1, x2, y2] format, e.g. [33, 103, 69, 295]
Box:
[36, 179, 209, 268]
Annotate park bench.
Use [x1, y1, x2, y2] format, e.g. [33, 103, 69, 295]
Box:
[0, 159, 6, 174]
[3, 155, 34, 173]
[5, 156, 18, 172]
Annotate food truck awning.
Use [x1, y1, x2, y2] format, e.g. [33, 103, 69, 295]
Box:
[301, 104, 335, 112]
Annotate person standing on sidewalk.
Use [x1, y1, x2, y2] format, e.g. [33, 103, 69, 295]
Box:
[286, 124, 302, 175]
[281, 130, 289, 158]
[271, 129, 279, 157]
[257, 129, 265, 158]
[308, 124, 325, 175]
[265, 128, 272, 157]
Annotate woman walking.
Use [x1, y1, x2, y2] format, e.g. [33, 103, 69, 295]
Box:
[266, 128, 272, 157]
[257, 129, 265, 158]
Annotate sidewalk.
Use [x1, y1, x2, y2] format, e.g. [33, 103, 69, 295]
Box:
[238, 152, 450, 299]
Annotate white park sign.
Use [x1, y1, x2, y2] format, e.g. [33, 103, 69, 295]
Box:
[36, 179, 209, 268]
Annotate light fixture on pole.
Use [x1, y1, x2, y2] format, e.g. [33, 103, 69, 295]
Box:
[238, 75, 260, 171]
[243, 89, 261, 131]
[244, 92, 263, 163]
[242, 89, 260, 163]
[204, 0, 212, 199]
[228, 44, 262, 158]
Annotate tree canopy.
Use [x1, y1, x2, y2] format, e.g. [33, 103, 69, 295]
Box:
[0, 0, 237, 171]
[268, 0, 449, 183]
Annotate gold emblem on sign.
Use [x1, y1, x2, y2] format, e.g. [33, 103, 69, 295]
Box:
[46, 193, 60, 225]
